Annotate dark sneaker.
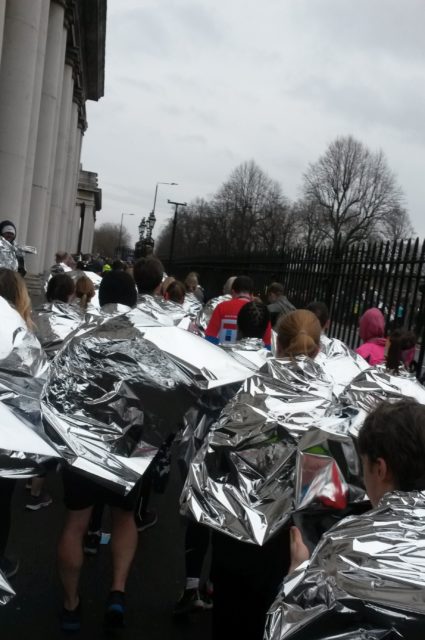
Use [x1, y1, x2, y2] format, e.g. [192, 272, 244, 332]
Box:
[104, 590, 125, 629]
[60, 602, 81, 633]
[83, 531, 101, 556]
[25, 492, 52, 511]
[0, 556, 19, 579]
[136, 509, 158, 532]
[173, 588, 211, 616]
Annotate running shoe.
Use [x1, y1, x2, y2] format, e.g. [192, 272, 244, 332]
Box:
[60, 602, 81, 633]
[173, 588, 212, 616]
[25, 492, 52, 511]
[104, 590, 125, 629]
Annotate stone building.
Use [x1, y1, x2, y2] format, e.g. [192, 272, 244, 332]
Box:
[0, 0, 106, 273]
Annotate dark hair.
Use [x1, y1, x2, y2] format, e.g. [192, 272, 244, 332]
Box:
[112, 259, 126, 271]
[46, 274, 75, 303]
[306, 301, 329, 329]
[133, 257, 164, 294]
[99, 271, 137, 308]
[386, 328, 416, 373]
[237, 301, 270, 339]
[267, 282, 285, 297]
[232, 275, 254, 295]
[358, 400, 425, 491]
[166, 280, 185, 304]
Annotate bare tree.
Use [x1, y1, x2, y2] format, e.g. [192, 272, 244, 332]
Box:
[303, 136, 405, 254]
[93, 223, 131, 257]
[379, 205, 415, 242]
[292, 198, 329, 251]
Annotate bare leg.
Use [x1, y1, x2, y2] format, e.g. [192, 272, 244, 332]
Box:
[110, 507, 138, 592]
[57, 507, 92, 610]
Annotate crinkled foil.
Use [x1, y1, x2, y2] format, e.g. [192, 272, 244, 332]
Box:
[183, 292, 203, 318]
[181, 357, 365, 545]
[317, 336, 369, 397]
[0, 296, 58, 480]
[136, 294, 176, 326]
[33, 302, 84, 357]
[341, 366, 425, 414]
[41, 309, 253, 493]
[0, 236, 18, 270]
[220, 338, 270, 371]
[0, 570, 15, 606]
[265, 491, 425, 640]
[197, 294, 231, 330]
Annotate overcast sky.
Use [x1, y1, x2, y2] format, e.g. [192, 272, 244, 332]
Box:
[81, 0, 425, 245]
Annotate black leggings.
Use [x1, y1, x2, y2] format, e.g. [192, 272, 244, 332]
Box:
[185, 521, 210, 579]
[0, 479, 16, 556]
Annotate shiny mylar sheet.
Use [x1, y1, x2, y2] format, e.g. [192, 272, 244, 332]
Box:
[180, 356, 365, 545]
[197, 294, 231, 330]
[0, 237, 18, 271]
[40, 308, 253, 494]
[265, 491, 425, 640]
[33, 302, 84, 357]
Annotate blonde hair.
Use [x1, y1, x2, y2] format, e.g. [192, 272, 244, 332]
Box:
[184, 271, 199, 292]
[277, 309, 321, 359]
[0, 268, 34, 330]
[75, 275, 95, 309]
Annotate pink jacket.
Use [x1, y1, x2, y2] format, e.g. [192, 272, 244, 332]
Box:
[356, 338, 387, 366]
[356, 308, 386, 366]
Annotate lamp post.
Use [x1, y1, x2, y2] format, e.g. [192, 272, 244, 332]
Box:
[152, 181, 178, 221]
[118, 213, 134, 258]
[167, 199, 187, 270]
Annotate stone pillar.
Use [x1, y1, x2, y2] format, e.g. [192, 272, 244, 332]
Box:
[58, 101, 78, 250]
[43, 63, 74, 270]
[0, 0, 6, 67]
[0, 0, 49, 233]
[67, 129, 83, 251]
[26, 1, 67, 274]
[81, 204, 95, 253]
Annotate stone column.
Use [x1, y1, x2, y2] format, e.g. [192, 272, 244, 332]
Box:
[26, 1, 67, 274]
[81, 203, 95, 254]
[67, 128, 83, 251]
[0, 0, 6, 67]
[0, 0, 49, 233]
[58, 100, 78, 250]
[43, 63, 74, 271]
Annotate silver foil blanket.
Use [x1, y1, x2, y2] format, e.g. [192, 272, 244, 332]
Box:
[33, 302, 85, 357]
[197, 294, 231, 331]
[0, 296, 56, 480]
[265, 491, 425, 640]
[341, 365, 425, 414]
[180, 357, 365, 545]
[0, 236, 18, 270]
[0, 570, 15, 607]
[317, 336, 369, 397]
[40, 310, 253, 493]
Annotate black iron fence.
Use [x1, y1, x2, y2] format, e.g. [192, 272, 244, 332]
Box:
[169, 238, 425, 375]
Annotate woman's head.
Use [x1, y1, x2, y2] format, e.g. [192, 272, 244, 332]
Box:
[184, 272, 199, 293]
[359, 308, 385, 342]
[46, 274, 75, 303]
[99, 270, 137, 308]
[386, 327, 416, 373]
[237, 301, 270, 339]
[358, 400, 425, 507]
[276, 309, 321, 358]
[75, 275, 95, 309]
[0, 268, 33, 328]
[165, 280, 185, 305]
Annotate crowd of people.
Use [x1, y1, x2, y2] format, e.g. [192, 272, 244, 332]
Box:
[1, 236, 425, 639]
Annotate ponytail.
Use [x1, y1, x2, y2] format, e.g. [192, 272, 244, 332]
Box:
[277, 310, 321, 358]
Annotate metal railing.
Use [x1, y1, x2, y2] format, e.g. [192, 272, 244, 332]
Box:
[169, 239, 425, 375]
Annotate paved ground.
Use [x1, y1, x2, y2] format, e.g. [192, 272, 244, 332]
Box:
[0, 456, 212, 640]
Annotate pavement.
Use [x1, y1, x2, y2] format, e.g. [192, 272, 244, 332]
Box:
[0, 456, 212, 640]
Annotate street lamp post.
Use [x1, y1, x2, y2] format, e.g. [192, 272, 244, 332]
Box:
[118, 212, 134, 258]
[167, 199, 187, 270]
[152, 181, 178, 221]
